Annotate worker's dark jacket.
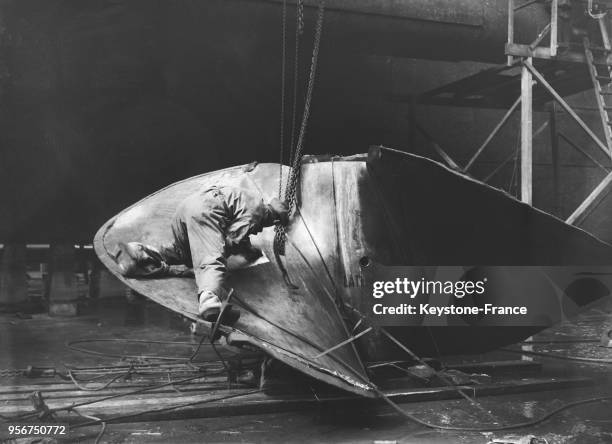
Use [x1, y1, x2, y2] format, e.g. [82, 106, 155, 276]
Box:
[159, 184, 275, 298]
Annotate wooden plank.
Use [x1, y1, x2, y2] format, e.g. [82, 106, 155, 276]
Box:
[0, 376, 228, 394]
[0, 383, 237, 403]
[261, 0, 484, 26]
[0, 377, 593, 424]
[508, 0, 515, 66]
[415, 123, 460, 170]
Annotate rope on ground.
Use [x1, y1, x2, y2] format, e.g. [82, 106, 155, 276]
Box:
[71, 408, 106, 444]
[68, 366, 133, 392]
[379, 328, 499, 423]
[66, 337, 218, 362]
[67, 363, 135, 391]
[376, 388, 612, 432]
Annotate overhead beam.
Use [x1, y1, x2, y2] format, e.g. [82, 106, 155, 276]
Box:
[254, 0, 484, 26]
[506, 43, 612, 65]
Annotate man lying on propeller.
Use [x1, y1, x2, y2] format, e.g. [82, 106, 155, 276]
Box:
[114, 183, 289, 325]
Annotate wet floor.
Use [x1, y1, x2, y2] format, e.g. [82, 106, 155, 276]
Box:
[1, 297, 612, 443]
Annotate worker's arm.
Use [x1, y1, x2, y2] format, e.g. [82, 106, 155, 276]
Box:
[226, 237, 263, 262]
[157, 243, 184, 265]
[225, 194, 289, 248]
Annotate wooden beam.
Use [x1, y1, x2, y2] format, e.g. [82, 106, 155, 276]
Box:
[515, 0, 539, 11]
[465, 96, 521, 172]
[530, 23, 551, 51]
[415, 123, 460, 170]
[550, 0, 558, 56]
[566, 170, 612, 225]
[506, 43, 612, 65]
[524, 61, 611, 157]
[521, 61, 533, 204]
[599, 16, 612, 51]
[508, 0, 515, 66]
[0, 377, 593, 424]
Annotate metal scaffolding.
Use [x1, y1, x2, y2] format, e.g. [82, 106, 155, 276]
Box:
[506, 0, 612, 221]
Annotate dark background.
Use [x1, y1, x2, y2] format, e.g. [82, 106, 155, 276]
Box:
[0, 0, 609, 243]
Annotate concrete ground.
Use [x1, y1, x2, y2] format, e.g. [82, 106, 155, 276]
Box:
[1, 297, 612, 444]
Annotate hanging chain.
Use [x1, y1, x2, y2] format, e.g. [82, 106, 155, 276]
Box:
[297, 0, 304, 35]
[274, 0, 326, 258]
[279, 0, 288, 198]
[289, 0, 303, 167]
[285, 0, 325, 211]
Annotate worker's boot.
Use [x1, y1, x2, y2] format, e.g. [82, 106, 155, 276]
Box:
[202, 305, 241, 325]
[199, 290, 240, 325]
[199, 290, 222, 321]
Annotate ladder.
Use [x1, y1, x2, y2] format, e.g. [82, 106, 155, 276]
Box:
[584, 16, 612, 158]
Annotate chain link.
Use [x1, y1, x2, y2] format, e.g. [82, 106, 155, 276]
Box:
[289, 0, 303, 167]
[297, 0, 304, 35]
[279, 0, 288, 198]
[274, 0, 326, 257]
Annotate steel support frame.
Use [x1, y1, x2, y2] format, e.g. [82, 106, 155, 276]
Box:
[501, 0, 612, 225]
[508, 0, 558, 66]
[524, 60, 612, 222]
[521, 60, 533, 204]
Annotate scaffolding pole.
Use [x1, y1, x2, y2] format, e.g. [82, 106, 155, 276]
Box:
[521, 60, 533, 204]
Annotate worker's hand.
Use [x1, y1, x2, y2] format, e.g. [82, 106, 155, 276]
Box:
[241, 244, 263, 262]
[269, 198, 289, 226]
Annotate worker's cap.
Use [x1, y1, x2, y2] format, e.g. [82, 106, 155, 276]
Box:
[114, 242, 167, 277]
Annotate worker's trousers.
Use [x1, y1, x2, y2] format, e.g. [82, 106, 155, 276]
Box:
[180, 188, 230, 303]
